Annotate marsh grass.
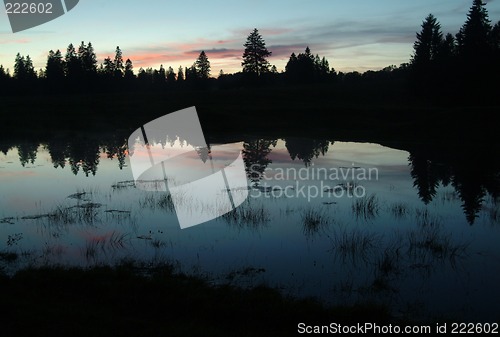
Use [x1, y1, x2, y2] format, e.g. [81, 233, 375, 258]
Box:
[407, 217, 469, 267]
[52, 203, 102, 224]
[369, 243, 403, 294]
[150, 238, 166, 249]
[221, 201, 270, 228]
[301, 207, 330, 237]
[376, 244, 403, 277]
[390, 202, 409, 218]
[139, 192, 175, 212]
[331, 226, 379, 264]
[414, 208, 443, 228]
[82, 231, 129, 264]
[352, 194, 380, 220]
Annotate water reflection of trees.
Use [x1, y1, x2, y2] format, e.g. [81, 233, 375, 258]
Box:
[284, 138, 330, 167]
[408, 145, 500, 224]
[3, 137, 499, 223]
[10, 138, 112, 177]
[17, 142, 38, 167]
[242, 139, 277, 185]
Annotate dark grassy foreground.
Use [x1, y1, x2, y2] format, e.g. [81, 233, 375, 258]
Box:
[0, 262, 394, 337]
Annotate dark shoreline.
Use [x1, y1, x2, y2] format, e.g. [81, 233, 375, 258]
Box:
[0, 261, 397, 337]
[1, 85, 498, 148]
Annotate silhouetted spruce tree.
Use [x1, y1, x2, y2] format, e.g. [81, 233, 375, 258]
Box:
[102, 57, 115, 78]
[184, 64, 198, 88]
[177, 66, 184, 82]
[0, 65, 8, 78]
[285, 53, 299, 82]
[113, 46, 124, 78]
[24, 56, 36, 79]
[242, 28, 272, 77]
[438, 33, 456, 61]
[137, 67, 153, 88]
[456, 0, 492, 61]
[411, 14, 443, 71]
[410, 14, 447, 97]
[166, 66, 176, 84]
[65, 43, 81, 83]
[14, 53, 36, 84]
[124, 58, 134, 80]
[0, 65, 6, 78]
[297, 47, 315, 82]
[195, 51, 211, 80]
[455, 0, 494, 98]
[0, 65, 9, 90]
[45, 49, 65, 87]
[14, 53, 26, 80]
[78, 41, 97, 83]
[153, 65, 166, 87]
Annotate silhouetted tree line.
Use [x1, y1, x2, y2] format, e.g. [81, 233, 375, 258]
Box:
[0, 0, 498, 101]
[410, 0, 500, 101]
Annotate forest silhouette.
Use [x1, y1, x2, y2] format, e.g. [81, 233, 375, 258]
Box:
[0, 0, 498, 149]
[0, 0, 498, 102]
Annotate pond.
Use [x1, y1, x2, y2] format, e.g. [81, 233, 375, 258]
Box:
[0, 136, 499, 322]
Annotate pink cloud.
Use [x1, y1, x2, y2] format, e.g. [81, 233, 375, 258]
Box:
[0, 38, 31, 44]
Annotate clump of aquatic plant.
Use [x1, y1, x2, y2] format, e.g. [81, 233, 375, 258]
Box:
[376, 237, 404, 277]
[331, 226, 378, 265]
[414, 208, 442, 228]
[351, 193, 379, 220]
[221, 201, 269, 228]
[407, 219, 469, 266]
[82, 231, 129, 264]
[390, 202, 409, 218]
[139, 192, 176, 212]
[301, 207, 329, 237]
[150, 239, 166, 249]
[6, 233, 23, 246]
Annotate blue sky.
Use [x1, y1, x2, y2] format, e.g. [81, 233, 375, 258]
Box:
[1, 0, 499, 75]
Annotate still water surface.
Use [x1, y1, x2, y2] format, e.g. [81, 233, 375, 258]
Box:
[1, 138, 499, 321]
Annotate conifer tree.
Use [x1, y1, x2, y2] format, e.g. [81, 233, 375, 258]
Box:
[242, 28, 272, 76]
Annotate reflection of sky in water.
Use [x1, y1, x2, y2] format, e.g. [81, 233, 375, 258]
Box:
[1, 141, 499, 321]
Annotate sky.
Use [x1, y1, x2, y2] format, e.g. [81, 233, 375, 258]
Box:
[1, 0, 499, 75]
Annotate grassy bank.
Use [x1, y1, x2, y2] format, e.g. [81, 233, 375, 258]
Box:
[0, 262, 393, 337]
